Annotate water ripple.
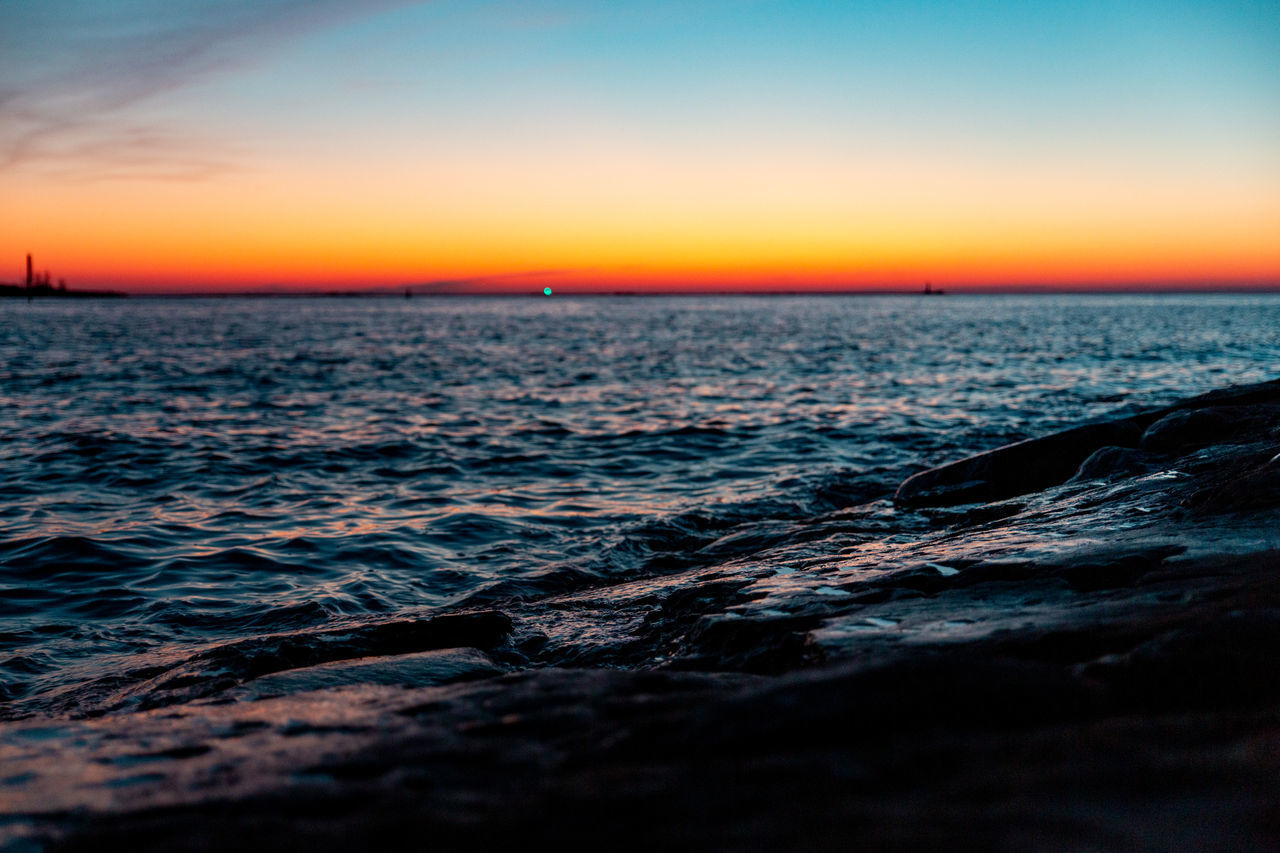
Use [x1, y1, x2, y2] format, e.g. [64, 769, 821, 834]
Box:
[1, 293, 1278, 714]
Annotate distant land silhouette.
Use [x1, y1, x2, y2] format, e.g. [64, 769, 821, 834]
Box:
[2, 254, 126, 298]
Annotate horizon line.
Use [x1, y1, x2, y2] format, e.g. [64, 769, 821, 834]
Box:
[12, 284, 1280, 298]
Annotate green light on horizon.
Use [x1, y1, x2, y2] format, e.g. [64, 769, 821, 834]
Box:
[543, 287, 553, 296]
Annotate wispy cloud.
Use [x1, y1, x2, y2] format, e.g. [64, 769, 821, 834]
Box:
[0, 0, 422, 179]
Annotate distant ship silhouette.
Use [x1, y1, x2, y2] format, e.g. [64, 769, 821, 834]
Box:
[922, 281, 945, 295]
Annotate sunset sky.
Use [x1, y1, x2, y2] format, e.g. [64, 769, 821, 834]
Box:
[2, 0, 1278, 293]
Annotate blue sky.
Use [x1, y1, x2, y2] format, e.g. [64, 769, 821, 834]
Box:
[2, 0, 1277, 290]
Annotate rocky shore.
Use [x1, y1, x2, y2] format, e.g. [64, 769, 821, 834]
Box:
[4, 379, 1280, 851]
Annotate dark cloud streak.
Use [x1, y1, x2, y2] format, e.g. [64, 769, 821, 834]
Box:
[0, 0, 423, 178]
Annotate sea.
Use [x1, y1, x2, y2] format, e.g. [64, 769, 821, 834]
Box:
[2, 293, 1277, 718]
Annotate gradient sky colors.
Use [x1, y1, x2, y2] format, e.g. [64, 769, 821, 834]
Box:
[2, 0, 1278, 293]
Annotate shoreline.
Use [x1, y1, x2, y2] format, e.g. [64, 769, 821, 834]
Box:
[4, 377, 1280, 850]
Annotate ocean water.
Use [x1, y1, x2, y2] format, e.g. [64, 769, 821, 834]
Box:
[2, 293, 1277, 716]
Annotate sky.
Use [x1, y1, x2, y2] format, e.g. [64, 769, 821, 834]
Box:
[1, 0, 1278, 293]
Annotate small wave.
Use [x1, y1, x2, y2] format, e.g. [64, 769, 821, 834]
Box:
[144, 598, 335, 633]
[156, 547, 322, 578]
[0, 535, 147, 580]
[25, 610, 513, 718]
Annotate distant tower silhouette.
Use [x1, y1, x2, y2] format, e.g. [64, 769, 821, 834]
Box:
[26, 253, 33, 289]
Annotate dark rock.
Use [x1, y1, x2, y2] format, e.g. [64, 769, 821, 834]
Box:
[838, 585, 927, 605]
[1165, 377, 1280, 410]
[952, 559, 1050, 587]
[896, 419, 1143, 506]
[943, 500, 1026, 527]
[1183, 449, 1280, 513]
[1140, 406, 1244, 453]
[679, 612, 824, 673]
[41, 610, 515, 716]
[1069, 445, 1152, 481]
[691, 653, 1107, 751]
[1085, 609, 1280, 710]
[178, 610, 515, 686]
[232, 648, 505, 699]
[986, 624, 1160, 666]
[895, 379, 1280, 507]
[835, 559, 1048, 598]
[1062, 552, 1172, 592]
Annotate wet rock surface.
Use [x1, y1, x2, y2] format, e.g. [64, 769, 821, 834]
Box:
[6, 379, 1280, 851]
[895, 419, 1145, 505]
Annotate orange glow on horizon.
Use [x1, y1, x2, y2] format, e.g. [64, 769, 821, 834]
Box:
[4, 146, 1278, 294]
